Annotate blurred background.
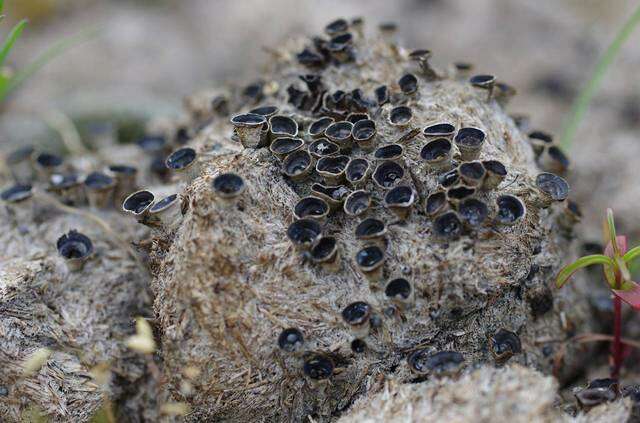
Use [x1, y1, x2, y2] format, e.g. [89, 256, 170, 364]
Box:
[1, 0, 639, 240]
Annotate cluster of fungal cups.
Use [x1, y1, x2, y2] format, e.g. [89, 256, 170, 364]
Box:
[207, 17, 577, 384]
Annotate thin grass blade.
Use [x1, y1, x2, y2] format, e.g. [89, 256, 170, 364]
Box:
[556, 254, 614, 288]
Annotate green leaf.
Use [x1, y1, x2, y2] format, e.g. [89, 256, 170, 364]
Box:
[0, 0, 4, 15]
[624, 246, 640, 265]
[606, 209, 619, 256]
[556, 254, 614, 288]
[0, 19, 27, 67]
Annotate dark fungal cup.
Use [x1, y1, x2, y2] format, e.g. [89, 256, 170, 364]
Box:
[35, 152, 63, 180]
[317, 155, 350, 185]
[540, 145, 570, 174]
[56, 230, 93, 272]
[6, 145, 35, 184]
[297, 48, 325, 68]
[489, 328, 522, 365]
[374, 85, 389, 106]
[212, 173, 246, 204]
[345, 158, 371, 188]
[535, 172, 569, 207]
[308, 117, 334, 139]
[325, 18, 349, 36]
[454, 127, 486, 161]
[384, 185, 416, 220]
[425, 191, 448, 217]
[309, 138, 340, 159]
[420, 138, 452, 171]
[342, 301, 372, 338]
[249, 105, 279, 118]
[409, 350, 465, 377]
[374, 144, 404, 162]
[325, 121, 354, 151]
[355, 218, 387, 243]
[494, 81, 517, 107]
[481, 160, 507, 190]
[438, 168, 460, 188]
[123, 190, 155, 217]
[299, 74, 323, 94]
[311, 183, 350, 211]
[230, 113, 268, 148]
[373, 160, 405, 189]
[283, 150, 313, 182]
[352, 119, 377, 151]
[294, 196, 330, 222]
[496, 195, 526, 225]
[108, 165, 138, 204]
[137, 135, 167, 154]
[433, 211, 462, 241]
[270, 137, 304, 161]
[423, 122, 455, 140]
[459, 198, 489, 228]
[166, 147, 199, 183]
[84, 171, 115, 209]
[1, 184, 33, 203]
[408, 49, 437, 79]
[469, 74, 496, 101]
[344, 190, 372, 217]
[277, 328, 304, 354]
[211, 95, 230, 116]
[398, 73, 419, 95]
[385, 278, 413, 307]
[310, 236, 340, 270]
[454, 61, 474, 79]
[388, 106, 413, 127]
[351, 339, 367, 354]
[355, 244, 385, 282]
[269, 115, 299, 140]
[48, 173, 82, 205]
[527, 130, 553, 156]
[346, 112, 369, 124]
[303, 353, 334, 383]
[148, 193, 182, 230]
[446, 185, 475, 204]
[286, 218, 322, 251]
[575, 380, 618, 411]
[458, 161, 486, 187]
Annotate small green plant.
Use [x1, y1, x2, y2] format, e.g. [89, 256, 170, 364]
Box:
[556, 209, 640, 378]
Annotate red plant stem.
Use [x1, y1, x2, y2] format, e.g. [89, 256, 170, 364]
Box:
[612, 273, 623, 379]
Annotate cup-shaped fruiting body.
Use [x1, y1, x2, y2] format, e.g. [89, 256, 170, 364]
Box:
[48, 173, 83, 205]
[351, 339, 367, 354]
[539, 145, 570, 175]
[355, 245, 385, 282]
[374, 144, 404, 163]
[212, 173, 246, 207]
[438, 168, 460, 188]
[211, 95, 230, 116]
[311, 183, 350, 212]
[535, 172, 569, 208]
[283, 150, 313, 182]
[345, 158, 371, 188]
[481, 160, 507, 190]
[527, 130, 553, 157]
[384, 277, 414, 308]
[344, 190, 371, 218]
[375, 85, 389, 106]
[398, 73, 419, 96]
[352, 119, 377, 151]
[317, 155, 349, 185]
[270, 137, 305, 161]
[269, 115, 299, 142]
[423, 123, 455, 141]
[408, 49, 437, 80]
[342, 301, 372, 339]
[249, 105, 279, 119]
[433, 211, 463, 241]
[308, 117, 334, 139]
[454, 62, 474, 80]
[325, 18, 349, 36]
[446, 185, 476, 206]
[346, 113, 369, 124]
[34, 152, 64, 181]
[325, 121, 354, 152]
[489, 328, 522, 365]
[299, 74, 324, 95]
[310, 236, 340, 271]
[1, 184, 34, 221]
[384, 185, 416, 220]
[166, 147, 200, 183]
[458, 161, 486, 187]
[494, 81, 517, 107]
[297, 48, 325, 68]
[458, 198, 489, 228]
[328, 33, 354, 63]
[355, 218, 387, 247]
[123, 190, 155, 219]
[277, 328, 305, 355]
[6, 146, 35, 184]
[496, 195, 526, 226]
[107, 164, 138, 205]
[303, 353, 334, 386]
[294, 196, 330, 222]
[56, 230, 93, 272]
[454, 127, 486, 161]
[420, 138, 453, 172]
[148, 194, 183, 230]
[388, 106, 413, 128]
[137, 135, 167, 155]
[373, 160, 405, 189]
[84, 171, 116, 209]
[286, 218, 322, 251]
[408, 349, 465, 377]
[425, 191, 449, 218]
[575, 379, 619, 411]
[230, 113, 268, 148]
[469, 74, 496, 102]
[309, 138, 340, 159]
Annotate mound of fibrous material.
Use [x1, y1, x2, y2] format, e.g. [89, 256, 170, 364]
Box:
[146, 18, 595, 422]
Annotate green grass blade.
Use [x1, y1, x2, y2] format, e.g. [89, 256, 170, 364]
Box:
[624, 246, 640, 265]
[0, 19, 27, 67]
[0, 27, 99, 102]
[559, 4, 640, 150]
[556, 254, 613, 288]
